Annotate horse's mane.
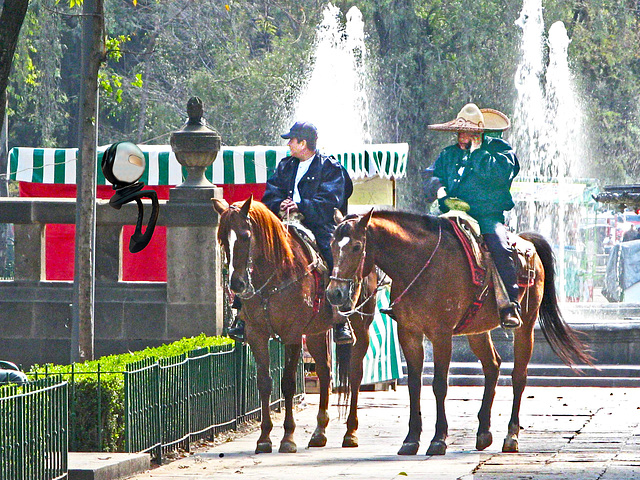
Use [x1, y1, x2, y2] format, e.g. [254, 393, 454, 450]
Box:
[235, 201, 302, 278]
[336, 209, 451, 239]
[373, 210, 449, 234]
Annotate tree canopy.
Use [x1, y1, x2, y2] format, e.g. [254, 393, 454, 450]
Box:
[4, 0, 640, 210]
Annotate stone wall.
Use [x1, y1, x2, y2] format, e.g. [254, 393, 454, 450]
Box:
[0, 186, 226, 368]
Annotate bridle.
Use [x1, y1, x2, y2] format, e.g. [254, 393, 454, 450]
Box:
[330, 218, 443, 315]
[329, 222, 383, 317]
[224, 205, 320, 337]
[329, 220, 367, 288]
[226, 205, 262, 300]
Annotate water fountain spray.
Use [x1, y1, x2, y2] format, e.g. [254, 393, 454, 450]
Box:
[512, 0, 587, 301]
[293, 4, 371, 149]
[511, 0, 545, 176]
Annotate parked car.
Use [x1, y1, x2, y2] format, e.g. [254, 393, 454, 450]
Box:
[0, 360, 29, 385]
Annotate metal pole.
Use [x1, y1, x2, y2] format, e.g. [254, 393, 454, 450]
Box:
[1, 95, 8, 197]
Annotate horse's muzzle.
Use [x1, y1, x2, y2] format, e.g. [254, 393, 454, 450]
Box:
[230, 272, 252, 297]
[326, 283, 353, 310]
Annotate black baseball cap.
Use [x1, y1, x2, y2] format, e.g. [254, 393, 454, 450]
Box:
[281, 121, 318, 142]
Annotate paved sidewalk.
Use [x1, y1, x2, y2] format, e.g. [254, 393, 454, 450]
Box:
[129, 385, 640, 480]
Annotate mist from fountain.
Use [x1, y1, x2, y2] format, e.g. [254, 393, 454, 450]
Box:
[511, 0, 588, 302]
[293, 4, 371, 149]
[543, 21, 584, 179]
[511, 0, 545, 176]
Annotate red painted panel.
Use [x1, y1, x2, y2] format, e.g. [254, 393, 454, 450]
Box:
[18, 182, 266, 281]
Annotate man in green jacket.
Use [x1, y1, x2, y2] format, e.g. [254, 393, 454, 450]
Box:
[425, 103, 522, 329]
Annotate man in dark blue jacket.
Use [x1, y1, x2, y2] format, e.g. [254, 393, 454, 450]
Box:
[228, 121, 355, 344]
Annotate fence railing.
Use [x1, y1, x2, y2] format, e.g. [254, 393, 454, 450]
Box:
[125, 341, 303, 462]
[0, 377, 68, 480]
[0, 340, 303, 472]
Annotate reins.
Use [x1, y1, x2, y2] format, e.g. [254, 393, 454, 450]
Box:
[384, 222, 442, 311]
[331, 219, 443, 315]
[332, 270, 388, 318]
[228, 205, 322, 339]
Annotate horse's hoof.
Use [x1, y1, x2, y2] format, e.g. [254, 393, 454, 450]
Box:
[502, 437, 519, 453]
[308, 433, 327, 448]
[255, 442, 273, 454]
[476, 431, 493, 451]
[279, 441, 297, 453]
[397, 442, 420, 455]
[426, 440, 447, 456]
[342, 433, 359, 448]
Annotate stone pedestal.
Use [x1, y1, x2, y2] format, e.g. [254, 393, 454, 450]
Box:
[95, 225, 121, 283]
[14, 224, 44, 281]
[166, 186, 224, 336]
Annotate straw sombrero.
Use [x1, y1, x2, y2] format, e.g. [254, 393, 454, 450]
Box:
[428, 103, 510, 133]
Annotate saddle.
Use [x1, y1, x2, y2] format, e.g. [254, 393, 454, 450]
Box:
[283, 221, 328, 313]
[441, 211, 536, 290]
[441, 211, 536, 333]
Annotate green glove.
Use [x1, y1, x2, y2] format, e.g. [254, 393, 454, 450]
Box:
[444, 197, 470, 212]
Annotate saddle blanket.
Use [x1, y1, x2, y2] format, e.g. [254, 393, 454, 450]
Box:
[284, 221, 327, 313]
[443, 212, 535, 288]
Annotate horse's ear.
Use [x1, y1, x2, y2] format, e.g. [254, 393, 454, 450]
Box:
[334, 208, 344, 224]
[212, 198, 229, 215]
[355, 208, 374, 232]
[239, 195, 253, 218]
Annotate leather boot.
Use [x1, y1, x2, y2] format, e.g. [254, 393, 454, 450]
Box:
[334, 321, 354, 345]
[379, 306, 397, 320]
[228, 318, 245, 342]
[500, 302, 522, 329]
[483, 231, 522, 330]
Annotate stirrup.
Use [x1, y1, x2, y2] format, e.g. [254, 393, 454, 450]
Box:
[379, 307, 397, 320]
[500, 303, 522, 330]
[228, 319, 246, 342]
[334, 321, 355, 345]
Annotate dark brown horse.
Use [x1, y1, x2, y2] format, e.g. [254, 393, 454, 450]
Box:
[326, 209, 592, 456]
[212, 196, 377, 454]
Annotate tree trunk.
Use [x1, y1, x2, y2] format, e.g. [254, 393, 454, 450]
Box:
[0, 0, 28, 282]
[0, 0, 29, 137]
[71, 0, 105, 363]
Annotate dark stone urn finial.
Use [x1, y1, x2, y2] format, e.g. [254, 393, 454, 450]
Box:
[187, 97, 205, 126]
[170, 97, 222, 188]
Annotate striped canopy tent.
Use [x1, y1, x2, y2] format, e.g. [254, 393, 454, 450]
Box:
[331, 286, 402, 387]
[8, 143, 408, 186]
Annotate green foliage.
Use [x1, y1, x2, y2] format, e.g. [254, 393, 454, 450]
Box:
[6, 0, 640, 197]
[29, 334, 233, 452]
[105, 34, 130, 61]
[558, 1, 640, 183]
[131, 73, 143, 88]
[9, 2, 69, 147]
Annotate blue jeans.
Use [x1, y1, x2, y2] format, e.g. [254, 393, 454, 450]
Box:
[482, 223, 519, 305]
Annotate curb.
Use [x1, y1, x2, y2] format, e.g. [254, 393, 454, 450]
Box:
[68, 452, 150, 480]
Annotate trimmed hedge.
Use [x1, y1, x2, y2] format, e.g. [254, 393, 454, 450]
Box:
[29, 334, 233, 452]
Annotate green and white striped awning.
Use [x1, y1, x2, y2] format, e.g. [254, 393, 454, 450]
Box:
[7, 143, 408, 185]
[332, 286, 402, 386]
[364, 286, 402, 384]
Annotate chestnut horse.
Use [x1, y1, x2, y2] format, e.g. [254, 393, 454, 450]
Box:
[326, 209, 592, 456]
[212, 196, 377, 454]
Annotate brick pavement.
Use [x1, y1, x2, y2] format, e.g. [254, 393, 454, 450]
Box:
[127, 385, 640, 480]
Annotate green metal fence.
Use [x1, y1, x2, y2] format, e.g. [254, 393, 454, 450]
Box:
[125, 341, 304, 463]
[0, 377, 68, 480]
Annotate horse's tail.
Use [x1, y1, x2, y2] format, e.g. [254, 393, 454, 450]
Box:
[335, 342, 351, 412]
[520, 231, 594, 367]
